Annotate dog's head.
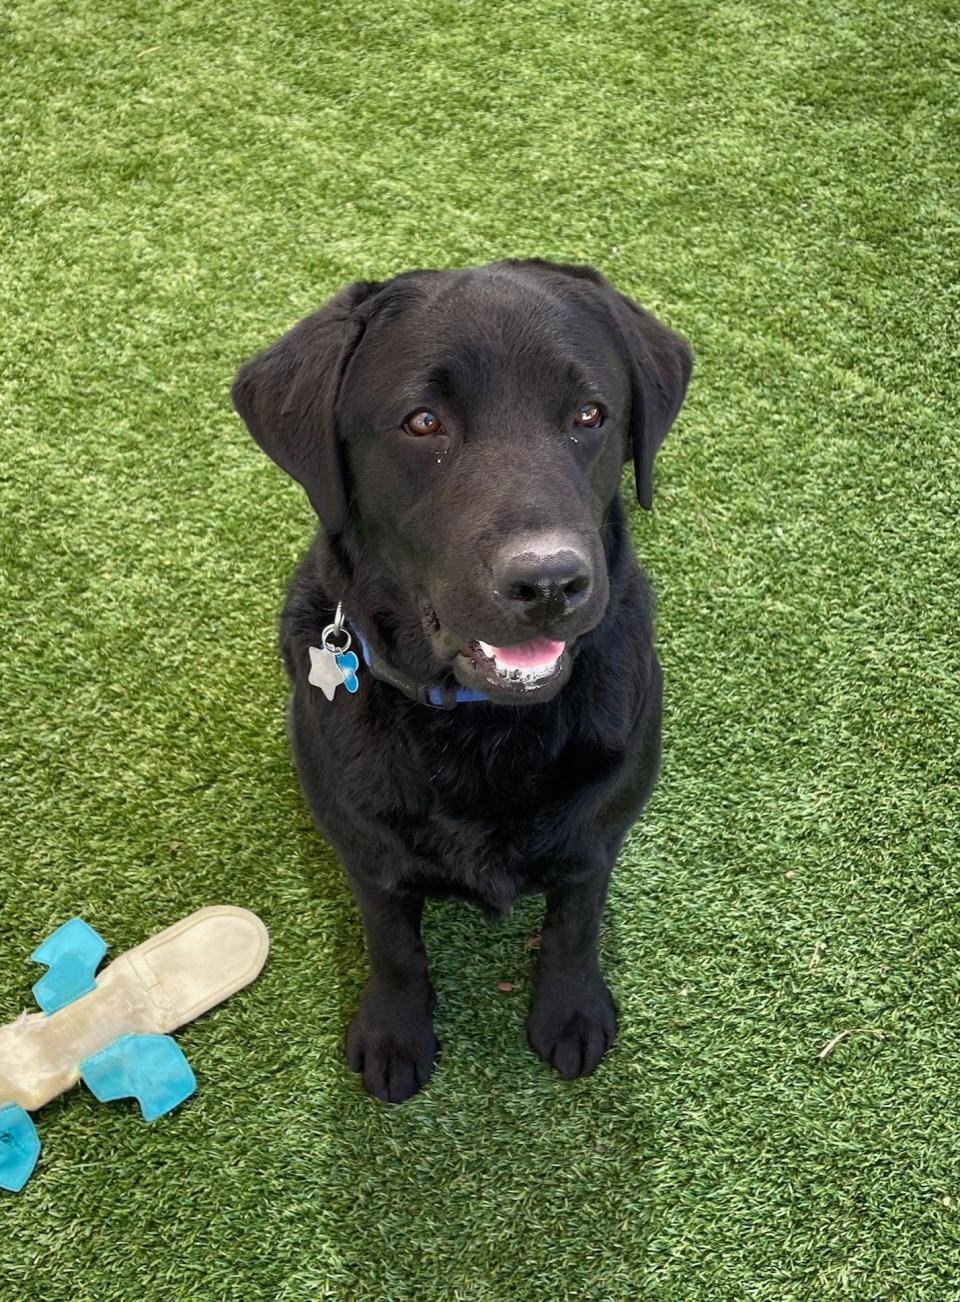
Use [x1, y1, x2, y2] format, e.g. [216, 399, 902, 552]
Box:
[233, 259, 691, 704]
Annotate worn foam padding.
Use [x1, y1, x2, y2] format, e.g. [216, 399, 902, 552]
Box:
[31, 917, 108, 1014]
[81, 1034, 197, 1121]
[0, 907, 269, 1113]
[0, 1104, 41, 1193]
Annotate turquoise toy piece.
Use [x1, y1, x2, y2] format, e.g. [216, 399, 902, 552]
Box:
[31, 917, 108, 1014]
[81, 1034, 197, 1122]
[0, 1103, 41, 1193]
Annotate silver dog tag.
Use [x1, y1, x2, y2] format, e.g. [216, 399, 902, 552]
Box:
[308, 646, 350, 700]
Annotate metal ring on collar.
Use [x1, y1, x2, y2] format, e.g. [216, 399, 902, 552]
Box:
[320, 602, 352, 655]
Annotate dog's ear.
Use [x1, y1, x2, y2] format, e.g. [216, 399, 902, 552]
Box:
[607, 290, 693, 510]
[518, 260, 692, 510]
[231, 280, 384, 534]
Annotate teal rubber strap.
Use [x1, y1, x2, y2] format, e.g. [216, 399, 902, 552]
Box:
[80, 1033, 197, 1122]
[0, 1104, 41, 1193]
[31, 917, 107, 1014]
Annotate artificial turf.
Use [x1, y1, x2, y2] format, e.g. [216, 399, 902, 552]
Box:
[2, 0, 958, 1296]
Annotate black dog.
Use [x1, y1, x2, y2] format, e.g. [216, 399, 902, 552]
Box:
[233, 259, 691, 1102]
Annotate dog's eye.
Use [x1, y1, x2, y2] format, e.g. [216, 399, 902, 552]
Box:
[403, 409, 444, 436]
[574, 402, 604, 429]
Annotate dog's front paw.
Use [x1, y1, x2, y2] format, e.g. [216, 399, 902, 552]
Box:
[526, 975, 618, 1079]
[346, 989, 439, 1103]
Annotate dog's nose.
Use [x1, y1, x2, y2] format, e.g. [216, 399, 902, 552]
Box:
[492, 535, 593, 626]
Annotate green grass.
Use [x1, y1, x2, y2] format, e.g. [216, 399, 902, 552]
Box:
[2, 0, 958, 1296]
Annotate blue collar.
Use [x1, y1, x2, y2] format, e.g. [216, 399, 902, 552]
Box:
[350, 622, 490, 709]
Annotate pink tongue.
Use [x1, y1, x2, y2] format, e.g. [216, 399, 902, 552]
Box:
[488, 638, 566, 669]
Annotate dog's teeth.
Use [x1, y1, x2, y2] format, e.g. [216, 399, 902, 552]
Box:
[478, 641, 495, 658]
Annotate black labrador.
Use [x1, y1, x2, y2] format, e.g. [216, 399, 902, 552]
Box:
[232, 259, 691, 1102]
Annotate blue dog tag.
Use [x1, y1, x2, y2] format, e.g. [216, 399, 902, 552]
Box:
[335, 650, 359, 693]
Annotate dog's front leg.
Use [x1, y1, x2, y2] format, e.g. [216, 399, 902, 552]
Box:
[344, 871, 438, 1103]
[526, 870, 618, 1079]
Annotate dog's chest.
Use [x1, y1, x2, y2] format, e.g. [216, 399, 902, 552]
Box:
[387, 721, 625, 911]
[420, 713, 618, 813]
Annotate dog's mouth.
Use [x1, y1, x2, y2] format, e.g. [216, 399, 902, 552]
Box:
[470, 637, 565, 680]
[455, 636, 571, 702]
[421, 604, 578, 704]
